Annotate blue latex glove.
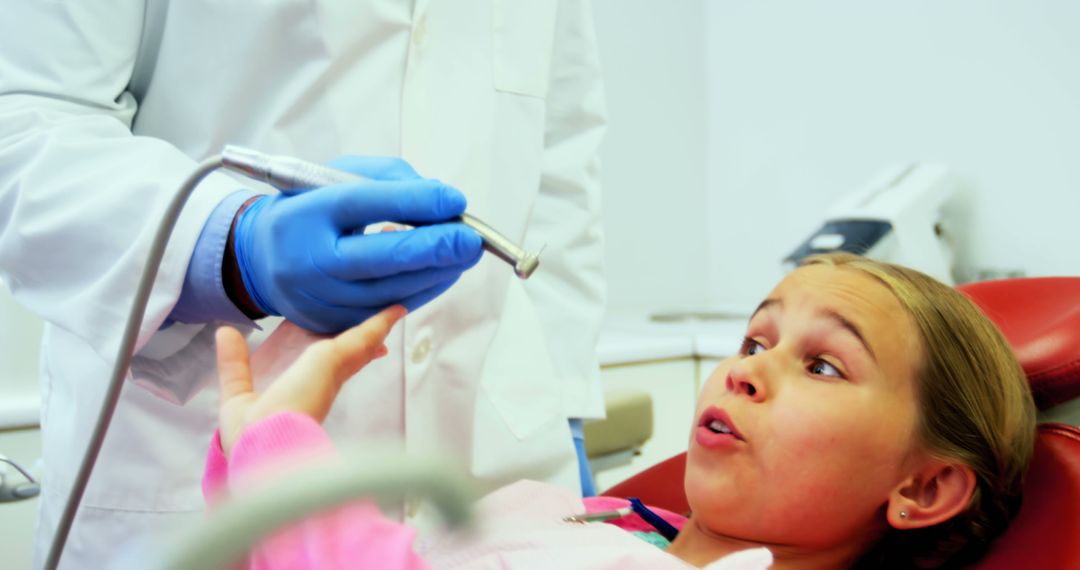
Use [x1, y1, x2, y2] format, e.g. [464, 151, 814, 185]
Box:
[233, 156, 483, 333]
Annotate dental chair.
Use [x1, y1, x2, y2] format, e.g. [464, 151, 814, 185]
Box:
[604, 277, 1080, 569]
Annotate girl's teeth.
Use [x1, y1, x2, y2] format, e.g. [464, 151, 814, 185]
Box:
[709, 420, 732, 434]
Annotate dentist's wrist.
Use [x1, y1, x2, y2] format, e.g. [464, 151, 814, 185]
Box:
[223, 196, 268, 320]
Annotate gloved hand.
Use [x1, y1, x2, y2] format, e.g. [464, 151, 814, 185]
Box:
[232, 156, 483, 333]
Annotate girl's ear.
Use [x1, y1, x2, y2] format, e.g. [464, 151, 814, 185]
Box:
[886, 459, 976, 529]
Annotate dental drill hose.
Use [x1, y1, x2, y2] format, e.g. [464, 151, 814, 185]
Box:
[47, 149, 508, 568]
[221, 146, 541, 279]
[160, 450, 474, 570]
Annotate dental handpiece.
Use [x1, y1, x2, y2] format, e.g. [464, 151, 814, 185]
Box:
[221, 146, 540, 279]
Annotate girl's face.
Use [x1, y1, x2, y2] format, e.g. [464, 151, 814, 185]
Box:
[686, 264, 924, 552]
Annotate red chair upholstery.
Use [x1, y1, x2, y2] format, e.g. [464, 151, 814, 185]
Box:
[977, 423, 1080, 567]
[604, 453, 690, 516]
[604, 277, 1080, 568]
[959, 277, 1080, 409]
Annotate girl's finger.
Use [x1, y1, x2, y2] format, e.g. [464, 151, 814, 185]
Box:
[331, 305, 407, 377]
[215, 326, 255, 401]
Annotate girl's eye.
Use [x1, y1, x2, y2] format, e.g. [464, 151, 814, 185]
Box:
[741, 337, 766, 356]
[809, 359, 843, 379]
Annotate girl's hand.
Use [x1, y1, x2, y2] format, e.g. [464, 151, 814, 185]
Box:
[215, 305, 407, 455]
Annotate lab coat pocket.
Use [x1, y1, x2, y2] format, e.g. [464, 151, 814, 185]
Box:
[492, 0, 558, 98]
[479, 278, 562, 440]
[131, 324, 221, 405]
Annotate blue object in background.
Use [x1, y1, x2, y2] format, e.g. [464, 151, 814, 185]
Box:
[570, 418, 596, 496]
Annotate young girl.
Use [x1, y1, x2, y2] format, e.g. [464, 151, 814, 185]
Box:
[204, 253, 1035, 569]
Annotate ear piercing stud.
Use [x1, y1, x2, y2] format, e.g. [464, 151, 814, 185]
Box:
[899, 510, 908, 519]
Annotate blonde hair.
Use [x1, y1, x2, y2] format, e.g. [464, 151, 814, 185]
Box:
[802, 253, 1037, 568]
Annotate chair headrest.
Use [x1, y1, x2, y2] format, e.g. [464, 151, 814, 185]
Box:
[957, 277, 1080, 409]
[976, 423, 1080, 568]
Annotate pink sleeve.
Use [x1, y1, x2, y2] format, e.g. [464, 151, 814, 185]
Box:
[202, 430, 230, 507]
[202, 411, 431, 570]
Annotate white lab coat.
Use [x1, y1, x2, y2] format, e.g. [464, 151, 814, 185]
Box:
[0, 1, 607, 568]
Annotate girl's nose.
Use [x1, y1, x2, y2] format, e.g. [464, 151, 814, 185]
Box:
[725, 360, 767, 402]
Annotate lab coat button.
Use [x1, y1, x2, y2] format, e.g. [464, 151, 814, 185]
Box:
[411, 337, 432, 364]
[412, 17, 428, 46]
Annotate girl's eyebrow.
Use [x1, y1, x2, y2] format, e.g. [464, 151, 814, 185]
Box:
[820, 309, 877, 363]
[750, 298, 780, 321]
[750, 297, 877, 363]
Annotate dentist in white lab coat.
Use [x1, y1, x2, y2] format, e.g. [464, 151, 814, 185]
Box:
[0, 1, 607, 568]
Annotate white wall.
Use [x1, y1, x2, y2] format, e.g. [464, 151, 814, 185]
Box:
[592, 0, 711, 314]
[704, 0, 1080, 306]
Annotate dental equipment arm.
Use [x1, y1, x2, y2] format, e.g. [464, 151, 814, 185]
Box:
[0, 453, 40, 502]
[160, 449, 474, 570]
[221, 146, 541, 279]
